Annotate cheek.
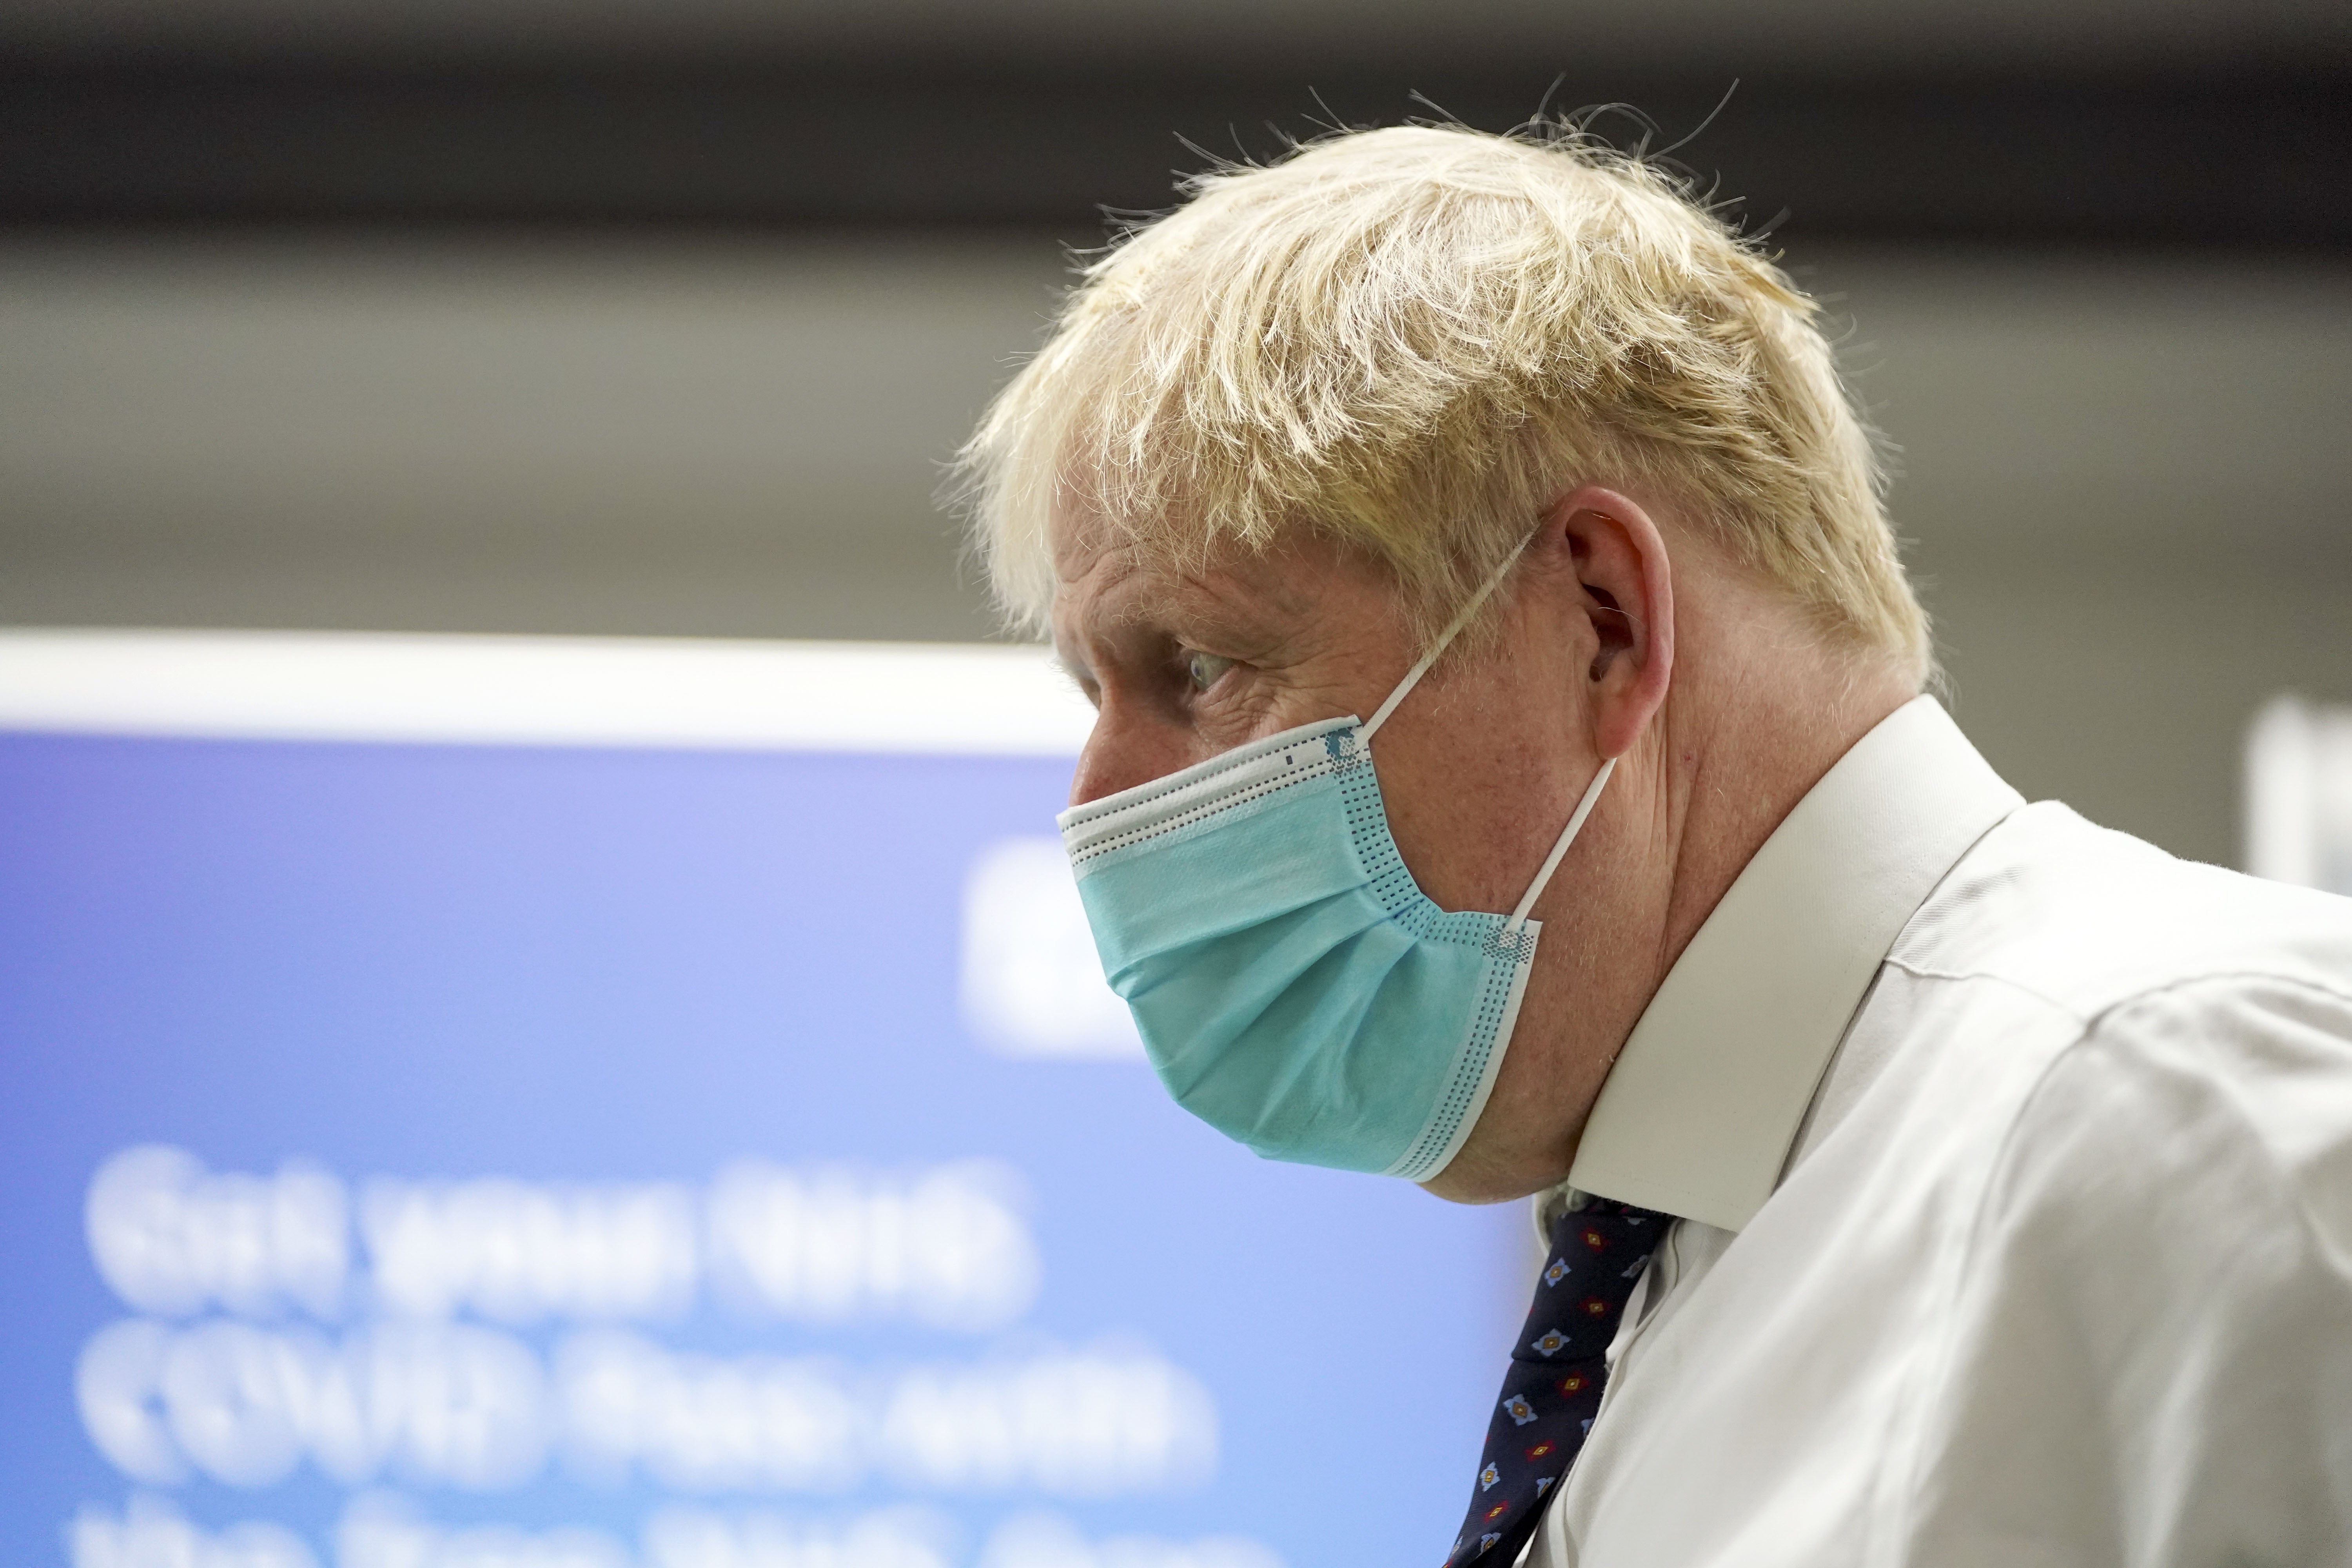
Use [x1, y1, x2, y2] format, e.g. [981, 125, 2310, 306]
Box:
[1380, 703, 1576, 914]
[1383, 744, 1517, 910]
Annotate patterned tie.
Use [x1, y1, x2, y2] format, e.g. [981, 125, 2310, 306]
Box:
[1442, 1196, 1670, 1567]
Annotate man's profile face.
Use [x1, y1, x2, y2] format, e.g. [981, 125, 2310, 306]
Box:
[1048, 507, 1635, 1202]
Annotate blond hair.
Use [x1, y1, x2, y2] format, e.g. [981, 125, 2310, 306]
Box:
[954, 122, 1929, 678]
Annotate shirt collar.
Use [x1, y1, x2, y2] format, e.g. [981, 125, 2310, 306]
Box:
[1563, 695, 2024, 1232]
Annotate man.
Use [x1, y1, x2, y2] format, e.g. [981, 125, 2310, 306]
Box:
[955, 124, 2352, 1565]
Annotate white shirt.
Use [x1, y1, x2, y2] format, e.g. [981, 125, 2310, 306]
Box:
[1523, 696, 2352, 1568]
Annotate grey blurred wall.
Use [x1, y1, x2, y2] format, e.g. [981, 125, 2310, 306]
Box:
[3, 233, 2347, 869]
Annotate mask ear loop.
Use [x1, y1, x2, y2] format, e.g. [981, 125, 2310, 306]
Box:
[1506, 756, 1615, 931]
[1359, 532, 1538, 744]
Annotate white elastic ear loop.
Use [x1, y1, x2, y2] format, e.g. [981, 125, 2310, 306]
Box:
[1506, 756, 1615, 930]
[1358, 532, 1537, 744]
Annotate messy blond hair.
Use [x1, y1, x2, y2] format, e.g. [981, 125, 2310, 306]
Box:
[954, 122, 1929, 678]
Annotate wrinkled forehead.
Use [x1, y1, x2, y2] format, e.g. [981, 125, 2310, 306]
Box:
[1048, 501, 1350, 655]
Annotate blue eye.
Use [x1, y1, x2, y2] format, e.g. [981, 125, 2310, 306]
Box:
[1185, 651, 1236, 692]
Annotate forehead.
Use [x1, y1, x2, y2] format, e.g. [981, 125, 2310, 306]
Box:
[1048, 508, 1334, 647]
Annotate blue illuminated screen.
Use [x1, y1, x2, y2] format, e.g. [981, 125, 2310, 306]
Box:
[0, 731, 1521, 1568]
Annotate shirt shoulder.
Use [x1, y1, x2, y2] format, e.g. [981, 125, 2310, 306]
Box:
[1886, 969, 2352, 1564]
[1864, 808, 2352, 1561]
[1886, 799, 2352, 1025]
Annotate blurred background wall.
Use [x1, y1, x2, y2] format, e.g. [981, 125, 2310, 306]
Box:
[2, 0, 2348, 867]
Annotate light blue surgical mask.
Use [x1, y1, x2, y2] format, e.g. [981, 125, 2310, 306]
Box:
[1057, 545, 1613, 1181]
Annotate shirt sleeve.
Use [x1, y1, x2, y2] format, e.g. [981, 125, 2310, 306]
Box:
[1895, 973, 2352, 1568]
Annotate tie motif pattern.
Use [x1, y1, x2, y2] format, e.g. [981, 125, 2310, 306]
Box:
[1442, 1197, 1668, 1568]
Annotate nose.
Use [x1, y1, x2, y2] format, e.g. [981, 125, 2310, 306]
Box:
[1069, 699, 1195, 808]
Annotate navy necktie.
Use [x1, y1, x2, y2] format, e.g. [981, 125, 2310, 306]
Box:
[1443, 1197, 1669, 1567]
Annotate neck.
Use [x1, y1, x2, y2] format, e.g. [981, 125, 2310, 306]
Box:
[1646, 640, 1917, 997]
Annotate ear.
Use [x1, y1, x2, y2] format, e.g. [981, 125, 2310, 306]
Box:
[1547, 486, 1675, 761]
